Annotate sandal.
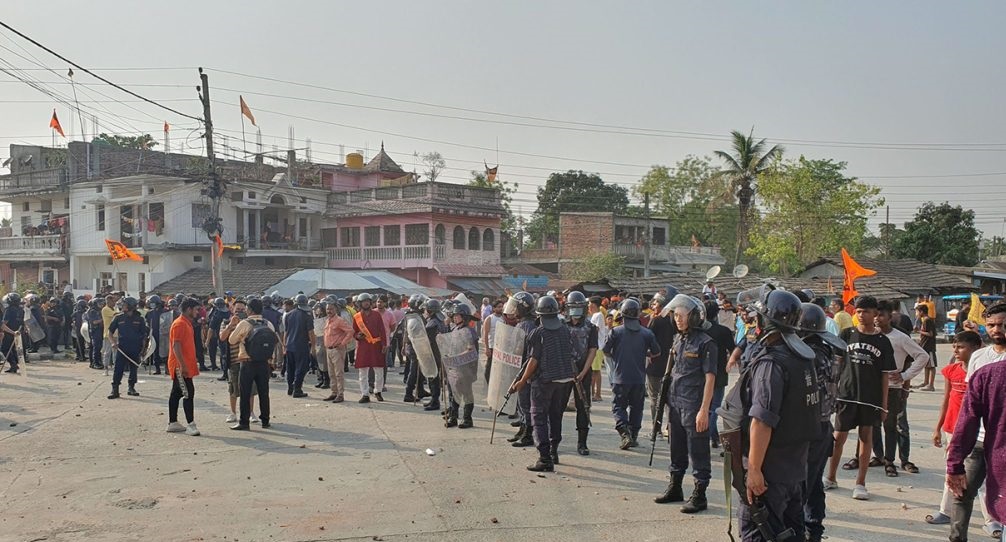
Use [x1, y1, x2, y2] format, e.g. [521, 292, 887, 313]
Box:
[902, 462, 920, 474]
[868, 457, 885, 467]
[925, 512, 951, 525]
[982, 523, 1003, 538]
[885, 464, 899, 477]
[842, 458, 859, 470]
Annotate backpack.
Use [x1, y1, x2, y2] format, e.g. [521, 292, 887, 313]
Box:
[244, 319, 278, 362]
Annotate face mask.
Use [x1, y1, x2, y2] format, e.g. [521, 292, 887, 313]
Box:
[235, 310, 248, 320]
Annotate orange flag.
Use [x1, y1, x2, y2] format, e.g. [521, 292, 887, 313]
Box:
[214, 234, 224, 257]
[49, 109, 65, 137]
[485, 161, 498, 183]
[105, 239, 143, 262]
[239, 96, 257, 126]
[163, 121, 170, 133]
[841, 248, 875, 307]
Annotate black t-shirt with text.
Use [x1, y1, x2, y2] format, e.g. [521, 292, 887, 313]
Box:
[838, 327, 897, 409]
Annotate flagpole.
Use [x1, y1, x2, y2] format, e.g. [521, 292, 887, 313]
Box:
[241, 112, 247, 158]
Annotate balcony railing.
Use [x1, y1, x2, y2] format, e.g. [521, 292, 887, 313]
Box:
[240, 237, 323, 251]
[328, 244, 433, 263]
[614, 244, 722, 261]
[328, 181, 503, 211]
[0, 168, 67, 192]
[0, 234, 66, 256]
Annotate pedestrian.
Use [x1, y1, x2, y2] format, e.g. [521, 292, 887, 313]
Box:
[509, 296, 575, 472]
[313, 302, 330, 389]
[106, 296, 148, 399]
[588, 296, 608, 402]
[830, 299, 853, 332]
[873, 300, 929, 476]
[825, 295, 897, 501]
[323, 300, 353, 403]
[166, 298, 201, 436]
[1, 293, 24, 373]
[646, 293, 674, 440]
[219, 298, 260, 424]
[734, 289, 820, 541]
[564, 291, 598, 456]
[915, 304, 938, 391]
[283, 294, 316, 398]
[71, 297, 86, 361]
[228, 297, 276, 431]
[702, 300, 735, 450]
[507, 292, 539, 446]
[101, 294, 117, 370]
[604, 297, 660, 452]
[654, 295, 715, 514]
[352, 293, 387, 403]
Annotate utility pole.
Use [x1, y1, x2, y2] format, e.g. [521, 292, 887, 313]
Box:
[197, 67, 224, 294]
[643, 192, 651, 278]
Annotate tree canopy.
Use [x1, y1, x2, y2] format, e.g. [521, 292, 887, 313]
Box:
[892, 202, 981, 266]
[420, 151, 445, 182]
[92, 133, 157, 150]
[525, 170, 628, 247]
[468, 170, 518, 239]
[570, 252, 626, 282]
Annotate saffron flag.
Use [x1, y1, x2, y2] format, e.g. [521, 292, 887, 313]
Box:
[968, 293, 987, 326]
[105, 239, 143, 262]
[239, 96, 257, 126]
[164, 121, 170, 133]
[485, 161, 498, 183]
[214, 234, 224, 257]
[49, 109, 65, 137]
[840, 248, 875, 308]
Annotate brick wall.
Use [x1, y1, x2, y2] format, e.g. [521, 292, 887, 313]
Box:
[558, 213, 613, 277]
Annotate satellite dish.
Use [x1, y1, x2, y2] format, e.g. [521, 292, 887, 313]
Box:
[733, 264, 749, 279]
[705, 265, 722, 281]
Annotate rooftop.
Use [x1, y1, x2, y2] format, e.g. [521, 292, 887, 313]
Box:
[151, 267, 301, 296]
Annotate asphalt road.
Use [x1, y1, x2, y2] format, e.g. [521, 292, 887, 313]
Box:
[0, 343, 992, 542]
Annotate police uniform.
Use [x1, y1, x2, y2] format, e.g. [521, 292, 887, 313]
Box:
[86, 306, 104, 369]
[425, 312, 450, 412]
[803, 338, 838, 541]
[108, 310, 149, 396]
[44, 302, 63, 353]
[667, 329, 718, 505]
[207, 307, 229, 371]
[144, 305, 163, 373]
[401, 309, 428, 401]
[2, 302, 24, 372]
[72, 302, 86, 361]
[565, 316, 598, 454]
[525, 318, 575, 469]
[510, 316, 539, 447]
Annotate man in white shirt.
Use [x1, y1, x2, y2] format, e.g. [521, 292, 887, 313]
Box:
[872, 300, 929, 475]
[588, 296, 608, 402]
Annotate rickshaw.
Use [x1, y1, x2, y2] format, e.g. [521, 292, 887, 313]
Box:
[942, 294, 1004, 339]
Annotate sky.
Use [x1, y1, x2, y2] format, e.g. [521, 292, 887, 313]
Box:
[1, 1, 1004, 237]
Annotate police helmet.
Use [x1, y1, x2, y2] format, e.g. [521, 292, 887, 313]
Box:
[565, 291, 588, 319]
[665, 294, 709, 331]
[308, 299, 317, 308]
[442, 300, 458, 317]
[213, 297, 227, 310]
[146, 294, 162, 308]
[75, 299, 86, 310]
[89, 298, 103, 310]
[167, 297, 179, 309]
[261, 294, 273, 308]
[453, 303, 472, 319]
[423, 298, 442, 316]
[512, 292, 535, 318]
[619, 298, 643, 331]
[798, 302, 847, 350]
[294, 293, 309, 307]
[356, 293, 374, 305]
[271, 292, 282, 305]
[4, 292, 21, 306]
[122, 297, 139, 310]
[536, 296, 562, 330]
[336, 297, 347, 309]
[502, 297, 519, 317]
[738, 284, 813, 359]
[324, 294, 338, 304]
[225, 290, 234, 297]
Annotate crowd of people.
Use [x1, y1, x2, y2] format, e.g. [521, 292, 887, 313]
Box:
[0, 283, 1003, 542]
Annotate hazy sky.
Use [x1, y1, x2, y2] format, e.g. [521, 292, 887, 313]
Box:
[2, 1, 1004, 236]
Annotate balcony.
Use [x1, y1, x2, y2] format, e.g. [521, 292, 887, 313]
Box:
[0, 234, 67, 261]
[0, 168, 68, 196]
[327, 181, 504, 217]
[240, 237, 327, 259]
[328, 245, 434, 269]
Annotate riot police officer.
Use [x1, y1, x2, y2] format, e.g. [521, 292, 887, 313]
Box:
[1, 293, 24, 373]
[507, 292, 538, 447]
[72, 297, 87, 361]
[423, 298, 450, 415]
[402, 294, 429, 402]
[107, 297, 149, 399]
[564, 291, 598, 456]
[206, 297, 229, 373]
[86, 298, 105, 370]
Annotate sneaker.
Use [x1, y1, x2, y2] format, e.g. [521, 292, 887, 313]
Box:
[225, 413, 238, 423]
[185, 423, 200, 436]
[852, 485, 870, 500]
[165, 422, 186, 433]
[822, 478, 838, 490]
[250, 415, 260, 424]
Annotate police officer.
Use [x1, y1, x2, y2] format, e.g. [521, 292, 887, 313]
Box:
[737, 287, 819, 542]
[86, 298, 105, 370]
[261, 293, 283, 378]
[402, 294, 429, 402]
[508, 292, 539, 447]
[1, 293, 24, 373]
[564, 291, 598, 456]
[284, 293, 315, 398]
[43, 297, 63, 354]
[206, 297, 229, 373]
[144, 295, 163, 373]
[798, 303, 845, 542]
[509, 296, 575, 472]
[107, 297, 149, 399]
[604, 298, 661, 451]
[422, 298, 449, 415]
[646, 292, 675, 439]
[655, 295, 717, 514]
[72, 298, 87, 361]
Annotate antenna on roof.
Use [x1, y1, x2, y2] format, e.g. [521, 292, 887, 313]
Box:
[306, 137, 312, 163]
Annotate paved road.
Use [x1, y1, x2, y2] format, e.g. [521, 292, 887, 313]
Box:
[0, 344, 990, 542]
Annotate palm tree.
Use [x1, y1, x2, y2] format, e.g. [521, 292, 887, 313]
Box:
[714, 129, 783, 264]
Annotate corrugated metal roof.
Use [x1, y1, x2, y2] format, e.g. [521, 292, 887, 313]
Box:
[270, 269, 454, 298]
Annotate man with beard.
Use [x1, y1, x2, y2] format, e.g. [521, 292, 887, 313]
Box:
[352, 293, 388, 403]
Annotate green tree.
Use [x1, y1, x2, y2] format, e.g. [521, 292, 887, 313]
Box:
[468, 170, 519, 240]
[713, 129, 783, 264]
[570, 252, 626, 282]
[892, 202, 981, 266]
[420, 151, 445, 182]
[92, 133, 157, 150]
[748, 157, 883, 274]
[525, 170, 629, 247]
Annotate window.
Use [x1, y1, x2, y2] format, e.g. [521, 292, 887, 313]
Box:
[148, 202, 164, 236]
[299, 218, 307, 237]
[247, 191, 256, 200]
[191, 203, 211, 228]
[652, 226, 666, 246]
[468, 227, 480, 250]
[434, 224, 445, 245]
[384, 225, 401, 246]
[340, 227, 360, 247]
[193, 255, 203, 263]
[405, 224, 429, 246]
[64, 197, 69, 209]
[20, 216, 30, 231]
[107, 257, 113, 266]
[452, 226, 465, 249]
[40, 200, 51, 212]
[483, 229, 495, 251]
[22, 202, 29, 212]
[99, 272, 113, 289]
[95, 185, 103, 193]
[321, 228, 338, 248]
[40, 267, 55, 285]
[364, 226, 381, 247]
[96, 204, 105, 231]
[138, 272, 146, 294]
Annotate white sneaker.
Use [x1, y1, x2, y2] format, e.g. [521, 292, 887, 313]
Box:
[225, 413, 238, 423]
[852, 485, 870, 500]
[185, 423, 200, 436]
[166, 422, 185, 433]
[822, 478, 838, 490]
[250, 414, 260, 424]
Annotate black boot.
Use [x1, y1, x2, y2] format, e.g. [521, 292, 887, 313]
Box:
[577, 429, 590, 456]
[507, 423, 527, 443]
[293, 387, 308, 398]
[618, 427, 632, 450]
[127, 384, 139, 396]
[680, 485, 708, 514]
[512, 425, 534, 448]
[445, 403, 458, 428]
[458, 404, 474, 429]
[654, 473, 685, 504]
[629, 429, 640, 448]
[550, 443, 559, 465]
[287, 383, 294, 396]
[527, 455, 554, 472]
[107, 385, 120, 400]
[423, 398, 440, 412]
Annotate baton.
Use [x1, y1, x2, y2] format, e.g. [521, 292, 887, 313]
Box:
[0, 331, 16, 373]
[114, 345, 144, 369]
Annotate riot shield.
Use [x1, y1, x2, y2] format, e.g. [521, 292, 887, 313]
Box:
[487, 323, 526, 415]
[158, 312, 173, 358]
[405, 313, 438, 379]
[24, 312, 45, 343]
[142, 331, 156, 361]
[14, 332, 26, 375]
[80, 321, 91, 344]
[436, 328, 479, 406]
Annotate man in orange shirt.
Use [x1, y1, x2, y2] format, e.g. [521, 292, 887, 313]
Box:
[166, 299, 201, 436]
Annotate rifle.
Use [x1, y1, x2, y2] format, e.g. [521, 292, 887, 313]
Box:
[648, 372, 671, 466]
[569, 350, 591, 428]
[489, 355, 531, 444]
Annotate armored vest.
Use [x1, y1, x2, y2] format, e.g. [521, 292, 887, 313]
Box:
[531, 325, 575, 383]
[743, 343, 820, 448]
[809, 340, 839, 424]
[567, 319, 595, 370]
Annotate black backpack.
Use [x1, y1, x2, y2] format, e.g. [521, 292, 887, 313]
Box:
[244, 319, 278, 362]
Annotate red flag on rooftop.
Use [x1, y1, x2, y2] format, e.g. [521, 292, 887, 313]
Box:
[239, 96, 257, 126]
[841, 247, 875, 309]
[49, 109, 65, 137]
